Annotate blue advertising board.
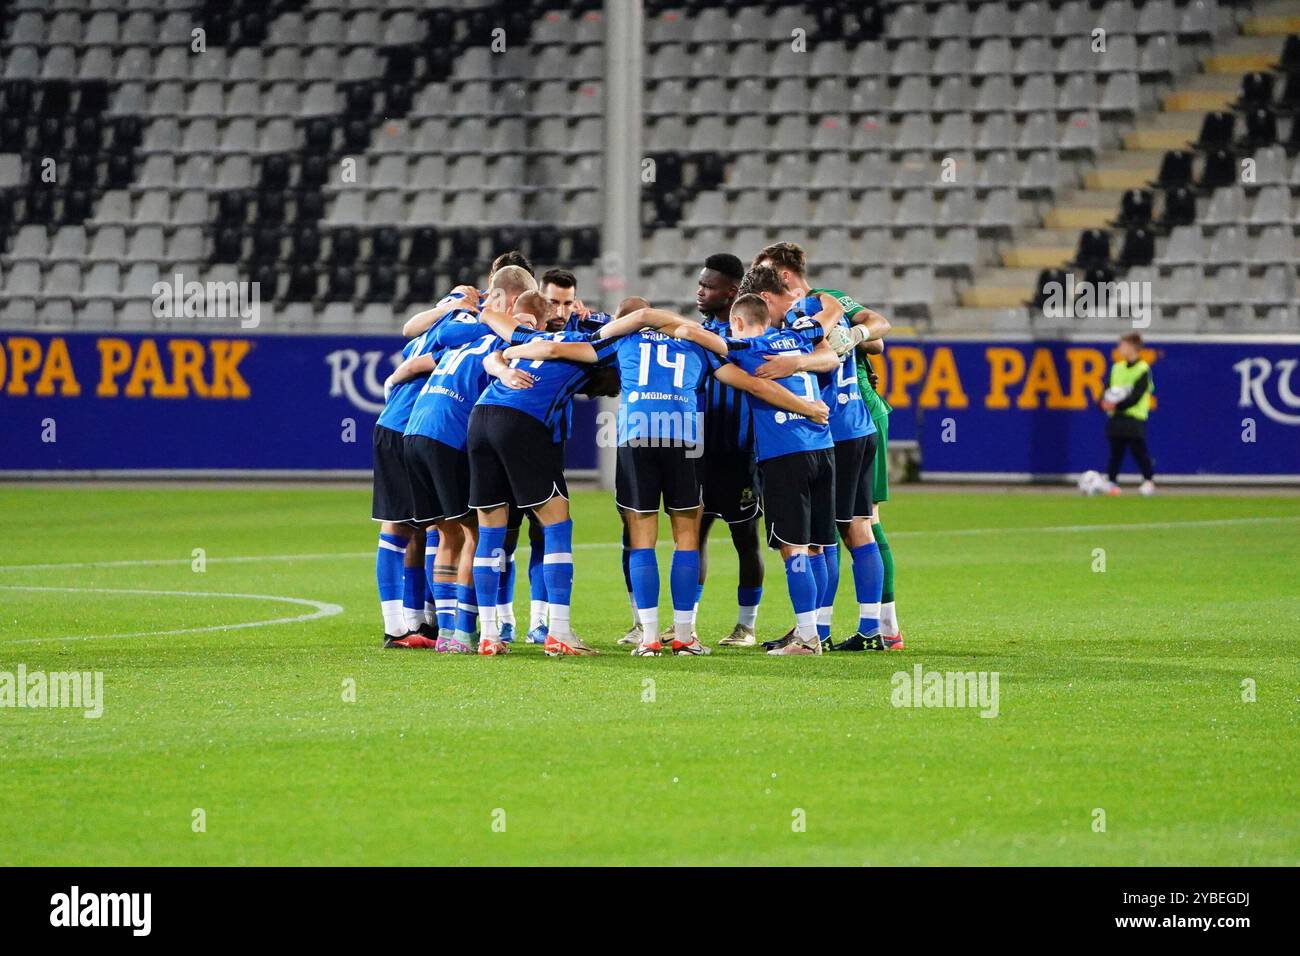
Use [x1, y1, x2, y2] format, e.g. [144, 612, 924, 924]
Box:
[0, 331, 601, 474]
[2, 331, 1296, 481]
[866, 336, 1300, 481]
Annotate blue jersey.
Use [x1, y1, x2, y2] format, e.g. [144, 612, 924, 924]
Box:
[556, 313, 610, 438]
[404, 320, 506, 450]
[725, 317, 832, 462]
[565, 310, 610, 334]
[786, 296, 874, 443]
[615, 329, 719, 445]
[438, 287, 486, 312]
[476, 328, 620, 441]
[376, 327, 442, 433]
[700, 316, 753, 453]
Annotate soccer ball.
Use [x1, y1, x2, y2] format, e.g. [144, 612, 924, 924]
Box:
[1077, 470, 1106, 496]
[1103, 385, 1130, 404]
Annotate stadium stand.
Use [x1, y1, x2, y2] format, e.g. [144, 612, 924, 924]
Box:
[0, 0, 605, 329]
[0, 0, 1296, 333]
[643, 0, 1300, 332]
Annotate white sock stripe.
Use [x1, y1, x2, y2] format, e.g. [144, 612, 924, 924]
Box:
[542, 552, 573, 564]
[377, 540, 406, 553]
[473, 557, 502, 568]
[859, 602, 882, 618]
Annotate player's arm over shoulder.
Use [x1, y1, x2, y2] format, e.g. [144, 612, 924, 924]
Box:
[596, 307, 686, 340]
[812, 293, 845, 331]
[401, 285, 480, 338]
[503, 337, 599, 363]
[672, 321, 730, 355]
[387, 351, 436, 386]
[713, 363, 830, 425]
[847, 300, 890, 340]
[477, 305, 530, 343]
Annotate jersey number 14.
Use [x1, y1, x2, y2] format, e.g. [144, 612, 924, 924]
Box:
[637, 341, 686, 389]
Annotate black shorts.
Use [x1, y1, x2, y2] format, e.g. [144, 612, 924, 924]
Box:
[759, 448, 837, 550]
[702, 447, 761, 524]
[371, 424, 414, 523]
[834, 433, 877, 523]
[616, 444, 703, 513]
[404, 435, 472, 523]
[467, 404, 568, 510]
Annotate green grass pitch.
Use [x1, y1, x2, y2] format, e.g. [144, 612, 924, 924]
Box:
[1, 485, 1296, 866]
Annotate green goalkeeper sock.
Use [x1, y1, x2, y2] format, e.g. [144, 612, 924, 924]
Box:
[872, 522, 894, 604]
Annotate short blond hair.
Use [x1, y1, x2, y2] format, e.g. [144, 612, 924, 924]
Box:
[514, 290, 550, 325]
[484, 264, 538, 311]
[489, 264, 537, 296]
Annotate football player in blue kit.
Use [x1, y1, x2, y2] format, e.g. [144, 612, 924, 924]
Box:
[519, 268, 615, 645]
[371, 308, 456, 649]
[751, 243, 894, 652]
[672, 267, 845, 656]
[395, 252, 538, 642]
[388, 275, 548, 654]
[465, 276, 625, 657]
[693, 254, 770, 649]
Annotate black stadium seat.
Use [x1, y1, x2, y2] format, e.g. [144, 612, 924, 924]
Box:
[409, 226, 441, 264]
[1111, 189, 1153, 228]
[1149, 150, 1193, 190]
[1159, 187, 1197, 229]
[1198, 148, 1236, 191]
[331, 228, 361, 265]
[1117, 227, 1154, 269]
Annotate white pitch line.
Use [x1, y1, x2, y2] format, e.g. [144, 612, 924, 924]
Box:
[0, 515, 1294, 574]
[889, 514, 1300, 538]
[0, 551, 375, 573]
[0, 586, 343, 645]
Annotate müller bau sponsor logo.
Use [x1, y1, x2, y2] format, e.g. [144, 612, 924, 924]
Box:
[50, 886, 151, 936]
[891, 664, 1000, 718]
[0, 666, 103, 719]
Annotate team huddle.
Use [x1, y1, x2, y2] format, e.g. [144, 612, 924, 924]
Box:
[371, 242, 906, 657]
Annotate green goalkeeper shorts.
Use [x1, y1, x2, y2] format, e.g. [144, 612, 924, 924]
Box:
[871, 412, 889, 505]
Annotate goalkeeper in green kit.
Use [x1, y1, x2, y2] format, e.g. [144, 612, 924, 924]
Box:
[854, 338, 902, 645]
